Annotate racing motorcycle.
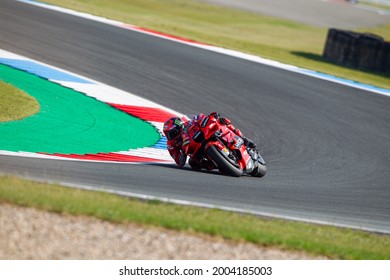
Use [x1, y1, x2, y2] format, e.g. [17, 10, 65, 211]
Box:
[181, 114, 267, 177]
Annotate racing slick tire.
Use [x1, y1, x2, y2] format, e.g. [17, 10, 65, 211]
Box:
[206, 145, 243, 177]
[251, 162, 267, 177]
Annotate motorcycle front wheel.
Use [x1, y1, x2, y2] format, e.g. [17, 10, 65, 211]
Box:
[206, 145, 243, 177]
[251, 162, 267, 177]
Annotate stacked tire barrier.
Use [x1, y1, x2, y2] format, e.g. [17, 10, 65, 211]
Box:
[323, 29, 390, 73]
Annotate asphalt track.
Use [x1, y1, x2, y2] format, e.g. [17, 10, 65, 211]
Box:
[1, 0, 390, 233]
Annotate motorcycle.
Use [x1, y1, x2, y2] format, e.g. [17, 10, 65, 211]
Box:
[181, 114, 267, 177]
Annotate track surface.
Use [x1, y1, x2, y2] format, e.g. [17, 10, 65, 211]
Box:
[1, 0, 390, 233]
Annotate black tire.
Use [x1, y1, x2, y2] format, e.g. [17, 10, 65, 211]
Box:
[206, 145, 243, 177]
[189, 159, 202, 170]
[251, 162, 267, 177]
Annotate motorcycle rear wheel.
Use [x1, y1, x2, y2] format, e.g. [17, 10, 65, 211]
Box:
[206, 145, 243, 177]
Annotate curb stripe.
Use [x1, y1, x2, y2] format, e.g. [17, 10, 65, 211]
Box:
[0, 58, 94, 84]
[130, 25, 209, 46]
[0, 49, 180, 163]
[45, 152, 170, 163]
[109, 103, 176, 123]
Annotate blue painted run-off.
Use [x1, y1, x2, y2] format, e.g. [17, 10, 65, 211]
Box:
[0, 58, 94, 84]
[298, 68, 390, 95]
[151, 137, 167, 150]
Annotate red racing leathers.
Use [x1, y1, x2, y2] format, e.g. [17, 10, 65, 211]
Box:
[166, 112, 244, 169]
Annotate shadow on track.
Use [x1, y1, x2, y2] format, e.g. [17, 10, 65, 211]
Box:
[148, 162, 262, 178]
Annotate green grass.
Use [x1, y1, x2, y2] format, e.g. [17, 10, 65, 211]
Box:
[1, 175, 389, 259]
[40, 0, 390, 89]
[360, 0, 390, 10]
[0, 80, 40, 122]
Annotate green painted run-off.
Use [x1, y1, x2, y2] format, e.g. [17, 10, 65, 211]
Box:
[0, 64, 160, 154]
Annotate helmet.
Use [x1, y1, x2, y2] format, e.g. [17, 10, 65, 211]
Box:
[163, 117, 184, 141]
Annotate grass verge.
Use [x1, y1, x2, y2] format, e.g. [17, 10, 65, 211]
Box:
[0, 175, 389, 260]
[360, 1, 390, 10]
[40, 0, 390, 89]
[0, 80, 40, 122]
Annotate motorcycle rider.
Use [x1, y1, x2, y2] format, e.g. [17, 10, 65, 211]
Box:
[163, 112, 256, 170]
